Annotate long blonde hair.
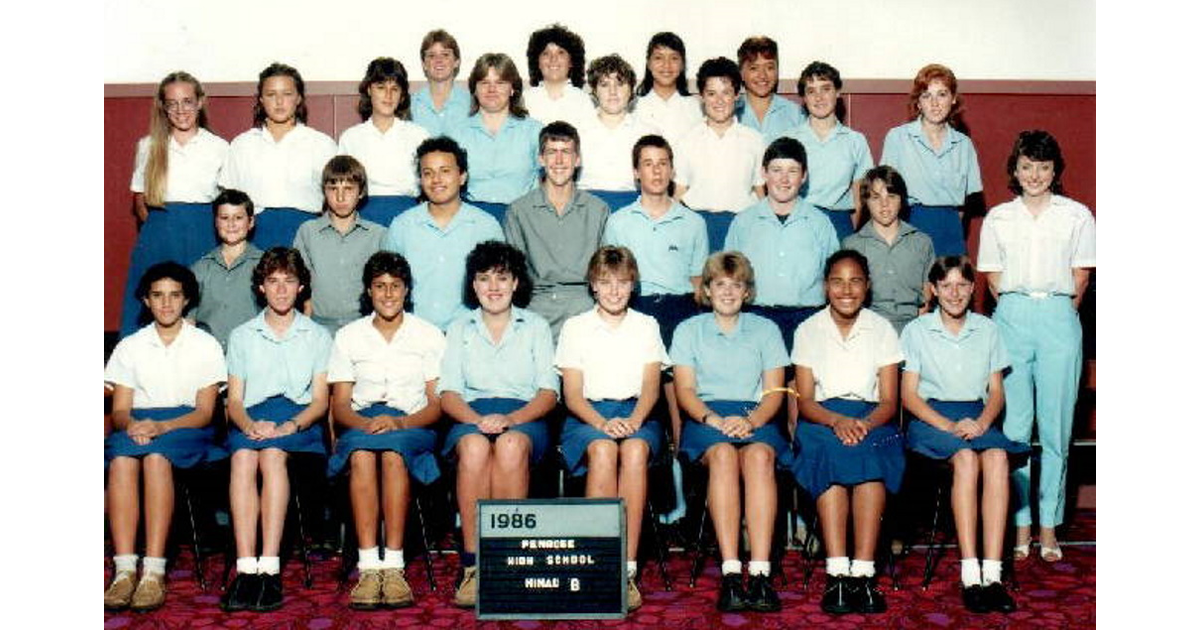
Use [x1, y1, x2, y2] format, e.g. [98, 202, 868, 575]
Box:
[144, 71, 210, 207]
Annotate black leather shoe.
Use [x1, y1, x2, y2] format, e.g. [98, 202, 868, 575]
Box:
[745, 574, 782, 612]
[820, 575, 855, 614]
[253, 573, 284, 612]
[982, 582, 1016, 613]
[717, 573, 748, 612]
[852, 576, 887, 613]
[221, 573, 260, 612]
[962, 584, 989, 613]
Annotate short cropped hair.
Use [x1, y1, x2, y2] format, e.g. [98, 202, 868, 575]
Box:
[211, 188, 254, 218]
[697, 251, 756, 307]
[468, 53, 528, 117]
[762, 136, 807, 171]
[357, 57, 411, 121]
[252, 247, 312, 305]
[539, 120, 580, 154]
[136, 261, 201, 321]
[526, 24, 586, 88]
[420, 29, 461, 72]
[736, 36, 778, 67]
[586, 54, 637, 111]
[824, 249, 871, 281]
[799, 60, 842, 91]
[360, 251, 414, 313]
[462, 240, 534, 308]
[637, 32, 690, 97]
[586, 245, 639, 286]
[631, 133, 673, 169]
[1006, 129, 1066, 195]
[322, 155, 368, 210]
[907, 63, 963, 124]
[253, 62, 307, 127]
[857, 165, 911, 219]
[696, 57, 742, 95]
[928, 255, 977, 285]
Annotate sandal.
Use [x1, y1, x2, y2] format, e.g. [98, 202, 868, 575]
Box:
[1039, 544, 1063, 563]
[1012, 544, 1030, 562]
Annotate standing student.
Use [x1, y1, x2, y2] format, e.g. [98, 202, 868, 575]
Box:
[901, 256, 1026, 614]
[221, 62, 337, 249]
[671, 252, 789, 613]
[790, 250, 904, 616]
[411, 29, 472, 137]
[338, 57, 430, 227]
[735, 36, 803, 143]
[674, 57, 766, 252]
[190, 189, 264, 350]
[523, 23, 594, 130]
[842, 166, 935, 334]
[577, 53, 657, 210]
[556, 246, 669, 611]
[504, 121, 609, 337]
[221, 248, 332, 613]
[976, 130, 1095, 563]
[880, 63, 981, 256]
[120, 70, 229, 338]
[782, 61, 874, 241]
[439, 241, 558, 607]
[384, 136, 505, 330]
[104, 262, 226, 612]
[293, 155, 386, 334]
[326, 251, 446, 610]
[633, 32, 703, 149]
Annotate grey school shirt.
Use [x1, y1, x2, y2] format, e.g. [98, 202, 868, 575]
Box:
[190, 244, 264, 350]
[842, 220, 936, 333]
[293, 214, 386, 335]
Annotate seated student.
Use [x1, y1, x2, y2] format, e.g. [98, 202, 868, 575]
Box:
[556, 246, 669, 611]
[221, 62, 338, 249]
[671, 252, 789, 613]
[190, 188, 264, 350]
[790, 250, 904, 616]
[901, 256, 1027, 614]
[449, 52, 543, 219]
[633, 32, 702, 150]
[293, 155, 386, 335]
[577, 53, 658, 210]
[504, 121, 609, 338]
[384, 136, 505, 330]
[439, 241, 558, 608]
[734, 36, 803, 143]
[724, 136, 839, 352]
[674, 56, 766, 252]
[782, 61, 874, 241]
[842, 165, 935, 334]
[221, 248, 332, 613]
[326, 251, 446, 610]
[411, 29, 472, 137]
[523, 23, 594, 130]
[104, 262, 226, 612]
[338, 57, 430, 227]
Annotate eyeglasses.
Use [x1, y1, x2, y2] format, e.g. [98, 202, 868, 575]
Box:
[163, 99, 199, 112]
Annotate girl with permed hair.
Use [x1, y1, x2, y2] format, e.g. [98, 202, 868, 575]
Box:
[523, 23, 593, 129]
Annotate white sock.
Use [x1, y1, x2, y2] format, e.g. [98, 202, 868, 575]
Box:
[113, 554, 138, 574]
[748, 560, 771, 577]
[358, 547, 381, 570]
[258, 556, 280, 575]
[849, 559, 875, 578]
[981, 559, 1003, 585]
[142, 556, 167, 576]
[382, 548, 405, 569]
[960, 558, 981, 587]
[626, 560, 637, 579]
[721, 559, 742, 575]
[236, 556, 258, 575]
[826, 556, 850, 577]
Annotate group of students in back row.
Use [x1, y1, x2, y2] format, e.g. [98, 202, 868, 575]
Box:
[106, 23, 1096, 619]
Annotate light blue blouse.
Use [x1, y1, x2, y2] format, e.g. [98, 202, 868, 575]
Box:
[437, 306, 559, 402]
[603, 199, 709, 296]
[448, 113, 543, 204]
[782, 120, 874, 211]
[880, 119, 982, 207]
[670, 312, 789, 402]
[410, 84, 472, 138]
[226, 310, 333, 408]
[900, 311, 1009, 402]
[723, 197, 840, 307]
[735, 94, 805, 144]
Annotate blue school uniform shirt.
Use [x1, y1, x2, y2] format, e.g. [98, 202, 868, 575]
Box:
[383, 201, 505, 329]
[226, 310, 333, 408]
[900, 311, 1009, 403]
[603, 199, 709, 296]
[735, 94, 804, 144]
[410, 84, 472, 138]
[782, 120, 874, 211]
[880, 119, 982, 207]
[437, 306, 559, 402]
[448, 113, 543, 204]
[670, 312, 790, 402]
[723, 197, 839, 307]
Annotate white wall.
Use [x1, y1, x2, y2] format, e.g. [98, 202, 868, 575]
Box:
[105, 0, 1094, 84]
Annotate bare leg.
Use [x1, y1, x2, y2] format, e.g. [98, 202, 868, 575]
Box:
[258, 448, 290, 557]
[229, 449, 261, 558]
[456, 434, 493, 555]
[585, 440, 619, 498]
[816, 486, 850, 558]
[142, 454, 175, 558]
[664, 384, 682, 452]
[950, 449, 981, 560]
[380, 452, 410, 551]
[703, 443, 741, 562]
[740, 444, 776, 563]
[619, 439, 650, 562]
[349, 451, 380, 549]
[981, 450, 1010, 561]
[850, 482, 885, 562]
[107, 457, 141, 556]
[492, 432, 531, 499]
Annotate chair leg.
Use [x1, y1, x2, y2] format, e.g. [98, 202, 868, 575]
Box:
[413, 492, 437, 592]
[292, 489, 313, 589]
[801, 512, 819, 591]
[644, 497, 673, 591]
[921, 480, 945, 590]
[180, 481, 208, 592]
[689, 500, 709, 588]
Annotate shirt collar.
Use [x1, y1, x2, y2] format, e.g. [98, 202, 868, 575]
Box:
[858, 219, 919, 244]
[146, 319, 197, 349]
[631, 198, 687, 223]
[250, 309, 317, 341]
[817, 305, 877, 341]
[748, 197, 819, 225]
[925, 310, 982, 340]
[703, 311, 746, 337]
[316, 213, 371, 234]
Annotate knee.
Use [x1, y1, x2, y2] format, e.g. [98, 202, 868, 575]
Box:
[142, 454, 173, 476]
[350, 450, 377, 476]
[706, 443, 737, 470]
[108, 456, 140, 480]
[741, 444, 775, 474]
[981, 449, 1009, 475]
[587, 440, 619, 470]
[259, 448, 289, 475]
[457, 436, 492, 471]
[619, 439, 650, 469]
[952, 450, 980, 476]
[495, 433, 531, 470]
[382, 451, 408, 475]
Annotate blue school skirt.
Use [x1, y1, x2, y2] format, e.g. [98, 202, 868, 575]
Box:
[226, 396, 327, 455]
[326, 403, 440, 483]
[360, 195, 417, 229]
[746, 304, 820, 355]
[817, 207, 855, 243]
[908, 204, 964, 256]
[440, 397, 550, 463]
[560, 399, 665, 477]
[790, 398, 905, 497]
[470, 200, 509, 226]
[251, 207, 314, 250]
[693, 209, 737, 254]
[587, 190, 639, 213]
[678, 400, 793, 468]
[105, 406, 216, 469]
[905, 400, 1030, 460]
[119, 202, 218, 337]
[632, 293, 698, 352]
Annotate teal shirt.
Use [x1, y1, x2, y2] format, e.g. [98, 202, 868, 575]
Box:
[900, 311, 1009, 402]
[293, 214, 386, 333]
[842, 220, 935, 332]
[723, 197, 839, 307]
[411, 84, 471, 137]
[226, 310, 333, 408]
[190, 244, 264, 350]
[736, 94, 805, 144]
[437, 306, 559, 402]
[670, 311, 789, 402]
[880, 119, 982, 207]
[449, 113, 543, 204]
[603, 199, 709, 296]
[782, 119, 874, 211]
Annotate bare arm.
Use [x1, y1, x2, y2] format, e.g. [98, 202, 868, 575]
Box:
[625, 363, 662, 427]
[133, 193, 149, 223]
[1072, 267, 1092, 310]
[985, 271, 1002, 302]
[399, 381, 443, 429]
[562, 368, 607, 428]
[899, 370, 955, 432]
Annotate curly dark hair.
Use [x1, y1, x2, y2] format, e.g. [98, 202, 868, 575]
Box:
[462, 240, 534, 308]
[252, 247, 312, 307]
[526, 23, 586, 87]
[356, 57, 411, 121]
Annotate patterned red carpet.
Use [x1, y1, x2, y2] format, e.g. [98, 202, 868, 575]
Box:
[104, 511, 1095, 629]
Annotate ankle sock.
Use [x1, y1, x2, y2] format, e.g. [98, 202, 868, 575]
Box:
[258, 556, 280, 575]
[849, 559, 875, 578]
[626, 560, 637, 579]
[960, 558, 981, 587]
[460, 552, 476, 568]
[721, 559, 742, 575]
[142, 556, 166, 576]
[748, 560, 771, 577]
[382, 548, 405, 569]
[826, 556, 850, 577]
[358, 547, 381, 570]
[113, 554, 138, 574]
[236, 556, 258, 575]
[981, 559, 1003, 585]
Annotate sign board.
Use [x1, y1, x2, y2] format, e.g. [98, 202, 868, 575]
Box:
[476, 498, 626, 620]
